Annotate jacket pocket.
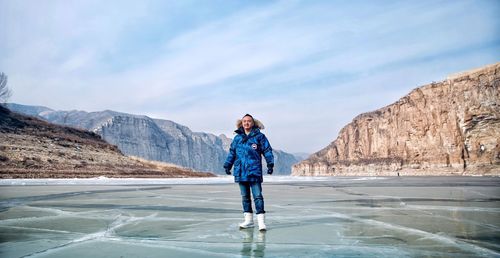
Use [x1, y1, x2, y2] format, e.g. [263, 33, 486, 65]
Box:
[247, 163, 262, 176]
[233, 160, 242, 176]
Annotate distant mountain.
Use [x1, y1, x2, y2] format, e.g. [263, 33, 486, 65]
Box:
[292, 152, 310, 161]
[6, 103, 53, 118]
[0, 105, 213, 178]
[7, 104, 300, 174]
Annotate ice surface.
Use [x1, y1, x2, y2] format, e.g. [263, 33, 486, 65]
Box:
[0, 176, 499, 257]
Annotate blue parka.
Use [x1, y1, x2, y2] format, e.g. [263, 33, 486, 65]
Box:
[224, 127, 274, 182]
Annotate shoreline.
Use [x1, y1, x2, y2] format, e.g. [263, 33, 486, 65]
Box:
[1, 175, 499, 186]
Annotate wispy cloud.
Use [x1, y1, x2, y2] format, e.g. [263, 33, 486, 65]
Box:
[1, 0, 499, 153]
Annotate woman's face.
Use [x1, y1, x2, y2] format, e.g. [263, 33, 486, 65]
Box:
[242, 116, 254, 130]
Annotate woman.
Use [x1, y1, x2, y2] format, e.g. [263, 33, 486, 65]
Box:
[224, 114, 274, 231]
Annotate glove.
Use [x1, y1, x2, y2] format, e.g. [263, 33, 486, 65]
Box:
[267, 164, 274, 175]
[223, 164, 232, 175]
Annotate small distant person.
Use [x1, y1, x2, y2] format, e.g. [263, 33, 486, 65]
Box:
[224, 114, 274, 231]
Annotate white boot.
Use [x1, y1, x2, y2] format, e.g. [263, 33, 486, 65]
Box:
[257, 213, 267, 231]
[239, 212, 254, 229]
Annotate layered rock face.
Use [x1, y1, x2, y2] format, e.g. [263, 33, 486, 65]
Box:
[8, 104, 299, 174]
[293, 63, 500, 176]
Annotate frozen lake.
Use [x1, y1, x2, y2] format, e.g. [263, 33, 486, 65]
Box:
[0, 176, 499, 257]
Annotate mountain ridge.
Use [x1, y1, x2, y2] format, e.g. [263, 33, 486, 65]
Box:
[7, 103, 300, 174]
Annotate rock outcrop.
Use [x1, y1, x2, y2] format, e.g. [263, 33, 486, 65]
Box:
[292, 63, 500, 176]
[7, 104, 299, 174]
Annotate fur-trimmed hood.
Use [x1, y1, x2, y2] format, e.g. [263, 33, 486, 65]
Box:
[235, 118, 265, 130]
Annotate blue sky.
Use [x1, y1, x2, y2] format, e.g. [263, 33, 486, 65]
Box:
[1, 0, 499, 154]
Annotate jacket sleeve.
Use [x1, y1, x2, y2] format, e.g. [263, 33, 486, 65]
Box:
[224, 138, 237, 169]
[260, 134, 274, 167]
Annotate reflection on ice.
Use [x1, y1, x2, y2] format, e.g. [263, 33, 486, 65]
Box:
[0, 176, 499, 257]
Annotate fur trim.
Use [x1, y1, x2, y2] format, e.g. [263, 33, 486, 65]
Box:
[236, 118, 265, 130]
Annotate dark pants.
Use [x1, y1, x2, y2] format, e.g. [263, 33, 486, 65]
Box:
[239, 182, 265, 214]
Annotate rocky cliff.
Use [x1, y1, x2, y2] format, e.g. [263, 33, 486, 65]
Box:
[95, 115, 242, 174]
[7, 104, 299, 174]
[292, 63, 500, 176]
